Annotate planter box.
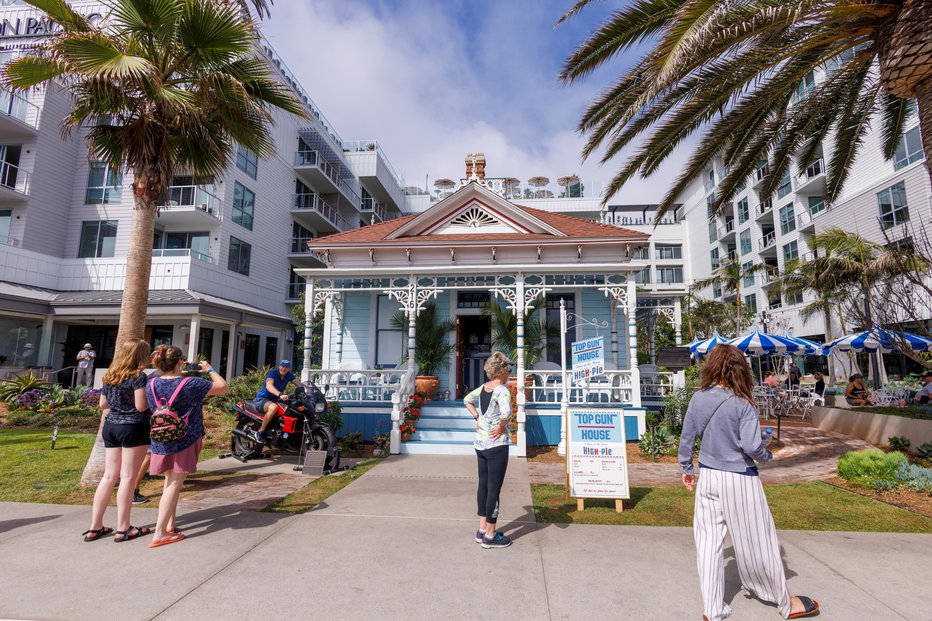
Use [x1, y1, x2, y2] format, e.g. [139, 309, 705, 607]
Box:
[811, 406, 932, 451]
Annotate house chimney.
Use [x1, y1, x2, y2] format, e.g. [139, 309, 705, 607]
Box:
[466, 152, 487, 180]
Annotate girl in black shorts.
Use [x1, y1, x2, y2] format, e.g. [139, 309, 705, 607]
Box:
[83, 339, 153, 543]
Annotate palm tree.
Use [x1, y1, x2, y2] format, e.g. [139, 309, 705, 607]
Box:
[3, 0, 304, 487]
[559, 0, 932, 218]
[3, 0, 304, 350]
[481, 299, 555, 370]
[691, 259, 769, 333]
[390, 303, 457, 376]
[682, 295, 740, 340]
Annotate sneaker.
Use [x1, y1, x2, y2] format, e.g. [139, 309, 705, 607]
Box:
[474, 530, 486, 543]
[480, 531, 512, 549]
[132, 490, 149, 505]
[254, 430, 266, 443]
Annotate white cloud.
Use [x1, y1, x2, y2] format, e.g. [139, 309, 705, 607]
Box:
[262, 0, 692, 203]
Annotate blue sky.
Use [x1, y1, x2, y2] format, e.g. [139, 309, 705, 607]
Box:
[263, 0, 686, 201]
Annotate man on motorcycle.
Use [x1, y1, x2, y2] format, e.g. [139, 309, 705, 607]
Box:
[253, 360, 302, 443]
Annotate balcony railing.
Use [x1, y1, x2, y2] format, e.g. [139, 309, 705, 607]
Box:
[756, 199, 772, 217]
[808, 200, 827, 218]
[800, 251, 817, 262]
[763, 267, 780, 284]
[726, 249, 738, 262]
[360, 196, 388, 221]
[805, 158, 824, 179]
[0, 161, 29, 195]
[0, 89, 40, 129]
[292, 192, 351, 231]
[160, 184, 222, 219]
[768, 299, 783, 310]
[754, 164, 769, 185]
[151, 248, 214, 264]
[295, 149, 360, 206]
[0, 236, 20, 247]
[287, 283, 305, 300]
[759, 231, 776, 250]
[795, 210, 812, 229]
[290, 236, 314, 254]
[343, 139, 406, 190]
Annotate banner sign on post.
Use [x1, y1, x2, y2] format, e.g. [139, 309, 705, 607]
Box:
[567, 408, 629, 499]
[571, 336, 604, 384]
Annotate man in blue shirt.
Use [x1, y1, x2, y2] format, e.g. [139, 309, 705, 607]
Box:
[254, 360, 302, 443]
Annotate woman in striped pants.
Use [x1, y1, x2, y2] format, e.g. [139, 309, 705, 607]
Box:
[678, 345, 819, 620]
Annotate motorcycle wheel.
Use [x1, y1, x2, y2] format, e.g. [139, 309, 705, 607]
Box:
[231, 418, 263, 459]
[307, 426, 340, 471]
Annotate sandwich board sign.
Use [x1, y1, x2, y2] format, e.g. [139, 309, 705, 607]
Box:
[571, 336, 604, 383]
[566, 407, 630, 511]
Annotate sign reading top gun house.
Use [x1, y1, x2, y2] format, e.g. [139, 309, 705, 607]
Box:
[567, 408, 630, 499]
[571, 336, 604, 383]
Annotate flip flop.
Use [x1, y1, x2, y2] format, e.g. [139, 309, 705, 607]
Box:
[167, 527, 183, 535]
[82, 526, 112, 542]
[148, 533, 186, 548]
[114, 525, 151, 542]
[788, 596, 820, 619]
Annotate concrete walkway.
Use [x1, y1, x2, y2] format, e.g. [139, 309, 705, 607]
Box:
[1, 455, 929, 620]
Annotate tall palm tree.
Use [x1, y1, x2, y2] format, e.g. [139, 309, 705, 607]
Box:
[3, 0, 305, 350]
[691, 259, 769, 333]
[559, 0, 932, 218]
[481, 300, 556, 370]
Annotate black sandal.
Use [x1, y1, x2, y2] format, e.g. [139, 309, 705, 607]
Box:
[82, 526, 112, 542]
[114, 525, 151, 542]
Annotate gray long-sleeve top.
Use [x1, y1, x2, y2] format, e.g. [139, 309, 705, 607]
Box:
[678, 386, 772, 476]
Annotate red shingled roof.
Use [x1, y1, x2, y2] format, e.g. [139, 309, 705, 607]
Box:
[310, 205, 647, 246]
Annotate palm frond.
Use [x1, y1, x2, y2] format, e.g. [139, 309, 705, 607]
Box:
[879, 93, 913, 160]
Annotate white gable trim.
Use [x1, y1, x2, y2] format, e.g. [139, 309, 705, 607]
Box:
[386, 181, 564, 240]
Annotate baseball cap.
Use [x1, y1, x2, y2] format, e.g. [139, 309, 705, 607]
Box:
[279, 359, 291, 368]
[84, 343, 92, 348]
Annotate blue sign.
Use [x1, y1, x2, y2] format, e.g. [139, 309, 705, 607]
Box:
[571, 336, 604, 383]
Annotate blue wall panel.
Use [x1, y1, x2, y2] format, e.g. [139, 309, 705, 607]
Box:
[339, 410, 392, 442]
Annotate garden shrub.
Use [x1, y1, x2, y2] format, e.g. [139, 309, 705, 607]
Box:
[918, 442, 932, 460]
[638, 425, 676, 458]
[319, 399, 343, 433]
[6, 410, 55, 427]
[888, 436, 911, 452]
[837, 449, 907, 487]
[340, 430, 362, 451]
[0, 373, 52, 403]
[894, 462, 932, 494]
[205, 365, 272, 409]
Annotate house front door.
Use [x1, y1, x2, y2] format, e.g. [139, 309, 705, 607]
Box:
[457, 314, 491, 398]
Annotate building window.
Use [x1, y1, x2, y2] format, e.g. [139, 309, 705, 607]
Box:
[782, 240, 799, 264]
[737, 197, 749, 224]
[893, 126, 924, 170]
[375, 294, 404, 368]
[232, 182, 255, 230]
[744, 293, 757, 315]
[742, 261, 755, 287]
[656, 267, 683, 284]
[655, 245, 682, 260]
[739, 229, 752, 255]
[736, 177, 747, 192]
[288, 268, 305, 300]
[793, 71, 815, 103]
[0, 209, 10, 243]
[227, 236, 251, 276]
[635, 267, 651, 284]
[779, 203, 796, 234]
[235, 144, 258, 179]
[877, 181, 909, 229]
[710, 248, 719, 270]
[706, 193, 716, 211]
[632, 246, 650, 260]
[78, 220, 117, 258]
[154, 230, 210, 262]
[704, 169, 715, 192]
[776, 170, 792, 199]
[785, 291, 803, 306]
[85, 162, 122, 204]
[808, 195, 826, 216]
[708, 218, 717, 243]
[712, 283, 723, 298]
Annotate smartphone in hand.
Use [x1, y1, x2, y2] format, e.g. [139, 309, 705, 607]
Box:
[184, 362, 201, 372]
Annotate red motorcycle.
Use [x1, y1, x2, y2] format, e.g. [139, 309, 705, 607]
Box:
[229, 383, 340, 471]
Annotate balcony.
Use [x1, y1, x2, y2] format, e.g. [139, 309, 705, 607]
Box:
[157, 185, 222, 227]
[762, 267, 780, 287]
[0, 235, 20, 248]
[0, 89, 40, 137]
[718, 219, 736, 240]
[291, 192, 351, 233]
[286, 282, 305, 302]
[768, 299, 783, 310]
[360, 196, 388, 223]
[725, 249, 738, 262]
[0, 161, 30, 202]
[294, 149, 360, 207]
[752, 163, 769, 189]
[795, 209, 815, 232]
[288, 236, 322, 266]
[151, 247, 214, 264]
[758, 231, 777, 253]
[796, 158, 826, 194]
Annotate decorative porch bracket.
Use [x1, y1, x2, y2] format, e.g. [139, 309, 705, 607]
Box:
[492, 274, 548, 458]
[599, 281, 641, 407]
[383, 277, 441, 454]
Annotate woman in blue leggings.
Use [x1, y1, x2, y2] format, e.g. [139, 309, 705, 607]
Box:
[464, 351, 513, 549]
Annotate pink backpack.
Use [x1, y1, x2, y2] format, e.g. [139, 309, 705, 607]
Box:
[148, 378, 192, 442]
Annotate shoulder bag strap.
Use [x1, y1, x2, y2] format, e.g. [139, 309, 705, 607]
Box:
[697, 395, 734, 439]
[166, 377, 191, 407]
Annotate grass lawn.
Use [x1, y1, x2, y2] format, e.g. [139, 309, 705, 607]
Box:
[0, 428, 97, 504]
[532, 482, 932, 533]
[264, 458, 382, 514]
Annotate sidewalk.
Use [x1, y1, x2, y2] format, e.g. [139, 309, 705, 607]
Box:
[1, 455, 929, 620]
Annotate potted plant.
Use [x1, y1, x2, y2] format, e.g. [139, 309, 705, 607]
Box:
[400, 392, 426, 441]
[391, 303, 456, 400]
[481, 299, 556, 395]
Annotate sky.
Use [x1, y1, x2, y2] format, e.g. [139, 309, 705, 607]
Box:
[261, 0, 691, 202]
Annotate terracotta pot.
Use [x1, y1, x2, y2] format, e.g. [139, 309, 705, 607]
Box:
[401, 431, 412, 442]
[415, 375, 440, 401]
[507, 376, 534, 401]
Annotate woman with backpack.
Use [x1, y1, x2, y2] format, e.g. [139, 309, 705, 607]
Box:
[83, 338, 153, 543]
[678, 344, 819, 620]
[147, 345, 227, 548]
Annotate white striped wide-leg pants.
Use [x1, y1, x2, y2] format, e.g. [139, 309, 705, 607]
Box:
[694, 468, 792, 621]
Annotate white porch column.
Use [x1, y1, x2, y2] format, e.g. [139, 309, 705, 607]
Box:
[225, 325, 237, 377]
[302, 277, 315, 382]
[515, 275, 527, 458]
[187, 315, 200, 361]
[674, 297, 683, 346]
[627, 280, 641, 407]
[37, 315, 54, 367]
[333, 293, 345, 364]
[610, 304, 619, 367]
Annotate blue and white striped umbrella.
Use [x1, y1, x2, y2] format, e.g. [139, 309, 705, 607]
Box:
[725, 329, 805, 356]
[781, 333, 825, 356]
[689, 332, 730, 358]
[823, 329, 932, 354]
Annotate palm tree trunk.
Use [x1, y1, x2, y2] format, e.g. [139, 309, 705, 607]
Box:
[79, 420, 106, 487]
[115, 167, 161, 348]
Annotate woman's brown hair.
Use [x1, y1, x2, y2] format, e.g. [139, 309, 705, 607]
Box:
[102, 339, 150, 386]
[699, 344, 755, 405]
[151, 344, 184, 373]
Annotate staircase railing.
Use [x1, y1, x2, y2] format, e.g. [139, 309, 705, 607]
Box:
[390, 370, 416, 454]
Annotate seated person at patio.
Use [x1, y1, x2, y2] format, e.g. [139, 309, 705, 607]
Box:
[785, 368, 800, 389]
[762, 370, 781, 396]
[844, 374, 871, 406]
[812, 372, 826, 397]
[253, 360, 301, 443]
[913, 370, 932, 404]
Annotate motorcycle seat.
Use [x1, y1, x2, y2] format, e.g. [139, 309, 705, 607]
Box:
[243, 401, 263, 416]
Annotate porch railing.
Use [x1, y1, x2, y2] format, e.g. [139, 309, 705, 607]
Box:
[306, 367, 404, 402]
[523, 369, 635, 404]
[640, 371, 676, 398]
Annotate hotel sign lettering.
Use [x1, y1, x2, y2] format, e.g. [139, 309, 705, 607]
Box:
[0, 14, 102, 38]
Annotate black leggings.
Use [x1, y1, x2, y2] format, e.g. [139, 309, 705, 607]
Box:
[476, 444, 509, 524]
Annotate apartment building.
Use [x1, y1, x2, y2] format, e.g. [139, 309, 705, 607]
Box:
[679, 64, 931, 346]
[0, 1, 406, 377]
